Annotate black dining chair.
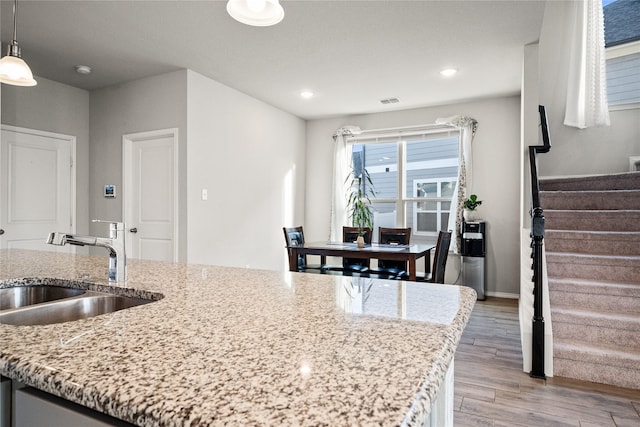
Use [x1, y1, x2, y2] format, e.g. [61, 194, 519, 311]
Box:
[371, 227, 412, 279]
[421, 230, 452, 283]
[341, 226, 373, 275]
[283, 226, 333, 273]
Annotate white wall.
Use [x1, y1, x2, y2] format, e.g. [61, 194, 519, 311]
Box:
[186, 70, 306, 270]
[532, 1, 640, 178]
[306, 95, 522, 297]
[89, 70, 188, 260]
[1, 76, 91, 235]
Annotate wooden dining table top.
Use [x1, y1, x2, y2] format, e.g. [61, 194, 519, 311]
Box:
[288, 241, 436, 281]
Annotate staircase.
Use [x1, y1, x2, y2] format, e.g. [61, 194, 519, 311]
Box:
[541, 171, 640, 390]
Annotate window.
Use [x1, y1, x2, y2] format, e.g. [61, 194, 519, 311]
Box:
[604, 0, 640, 108]
[349, 128, 460, 243]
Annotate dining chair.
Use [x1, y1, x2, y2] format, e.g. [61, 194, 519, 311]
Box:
[283, 226, 334, 273]
[341, 226, 373, 275]
[372, 227, 412, 279]
[421, 230, 452, 283]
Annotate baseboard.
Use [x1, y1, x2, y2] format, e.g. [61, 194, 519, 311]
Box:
[485, 291, 519, 299]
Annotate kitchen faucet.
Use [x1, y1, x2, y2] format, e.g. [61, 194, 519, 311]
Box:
[47, 220, 126, 282]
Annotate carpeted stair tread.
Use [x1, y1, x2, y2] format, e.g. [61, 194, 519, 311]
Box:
[552, 307, 640, 349]
[545, 230, 640, 255]
[540, 172, 640, 191]
[548, 277, 640, 298]
[551, 307, 640, 330]
[541, 189, 640, 210]
[546, 252, 640, 285]
[546, 252, 640, 267]
[554, 340, 640, 369]
[545, 209, 640, 232]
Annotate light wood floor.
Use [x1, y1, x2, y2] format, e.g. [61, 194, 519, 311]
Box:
[454, 298, 640, 427]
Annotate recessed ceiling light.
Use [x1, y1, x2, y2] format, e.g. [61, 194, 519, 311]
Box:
[440, 68, 458, 77]
[300, 90, 314, 99]
[75, 65, 92, 75]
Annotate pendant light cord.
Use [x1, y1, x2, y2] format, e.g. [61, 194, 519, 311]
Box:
[12, 0, 18, 43]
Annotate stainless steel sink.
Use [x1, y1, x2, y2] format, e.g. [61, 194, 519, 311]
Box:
[0, 285, 158, 326]
[0, 286, 86, 310]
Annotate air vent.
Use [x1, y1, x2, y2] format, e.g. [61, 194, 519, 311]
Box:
[380, 97, 400, 104]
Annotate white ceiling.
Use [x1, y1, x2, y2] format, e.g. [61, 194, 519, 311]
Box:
[1, 0, 546, 120]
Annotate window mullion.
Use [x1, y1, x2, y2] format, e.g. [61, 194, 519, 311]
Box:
[397, 139, 406, 227]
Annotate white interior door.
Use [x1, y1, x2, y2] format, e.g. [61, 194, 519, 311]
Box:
[123, 128, 178, 262]
[0, 126, 75, 251]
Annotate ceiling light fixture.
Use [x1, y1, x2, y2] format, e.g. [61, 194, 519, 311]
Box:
[300, 90, 314, 99]
[0, 0, 36, 86]
[75, 65, 92, 75]
[440, 68, 458, 78]
[226, 0, 284, 26]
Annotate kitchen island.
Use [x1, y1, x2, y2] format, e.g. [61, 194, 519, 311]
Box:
[0, 249, 475, 426]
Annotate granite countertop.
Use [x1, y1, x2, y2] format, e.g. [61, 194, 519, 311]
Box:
[0, 249, 476, 426]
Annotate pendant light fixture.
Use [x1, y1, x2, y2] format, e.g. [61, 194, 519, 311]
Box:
[0, 0, 37, 86]
[226, 0, 284, 27]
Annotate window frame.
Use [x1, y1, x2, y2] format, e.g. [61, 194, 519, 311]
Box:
[347, 127, 460, 240]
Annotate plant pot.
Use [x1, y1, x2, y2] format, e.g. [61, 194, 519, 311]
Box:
[463, 209, 476, 222]
[356, 235, 365, 248]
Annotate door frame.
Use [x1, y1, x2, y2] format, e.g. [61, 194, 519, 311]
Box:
[122, 128, 179, 262]
[0, 124, 77, 238]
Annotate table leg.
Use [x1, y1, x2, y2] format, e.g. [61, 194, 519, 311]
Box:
[425, 249, 432, 274]
[408, 257, 417, 281]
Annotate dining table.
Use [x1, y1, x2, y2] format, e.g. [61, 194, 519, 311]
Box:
[287, 241, 435, 281]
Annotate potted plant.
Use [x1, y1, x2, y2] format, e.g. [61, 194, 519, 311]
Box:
[463, 194, 482, 222]
[346, 167, 375, 248]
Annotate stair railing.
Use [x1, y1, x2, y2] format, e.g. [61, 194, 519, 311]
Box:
[529, 105, 551, 379]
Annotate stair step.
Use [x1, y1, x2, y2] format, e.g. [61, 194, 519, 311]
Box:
[551, 307, 640, 349]
[546, 252, 640, 285]
[548, 277, 640, 314]
[545, 230, 640, 256]
[545, 209, 640, 232]
[540, 172, 640, 191]
[554, 341, 640, 390]
[541, 189, 640, 210]
[548, 277, 640, 298]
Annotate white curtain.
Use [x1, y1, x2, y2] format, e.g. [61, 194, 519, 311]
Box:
[329, 127, 357, 241]
[437, 116, 478, 254]
[564, 0, 610, 129]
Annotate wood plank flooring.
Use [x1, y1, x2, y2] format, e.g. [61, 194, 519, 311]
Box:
[454, 298, 640, 426]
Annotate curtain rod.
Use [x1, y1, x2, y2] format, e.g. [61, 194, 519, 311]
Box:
[356, 122, 457, 135]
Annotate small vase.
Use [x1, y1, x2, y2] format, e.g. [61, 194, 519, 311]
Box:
[356, 235, 365, 248]
[463, 209, 475, 222]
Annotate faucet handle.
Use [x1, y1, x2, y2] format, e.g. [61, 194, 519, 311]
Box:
[92, 220, 125, 238]
[92, 220, 125, 229]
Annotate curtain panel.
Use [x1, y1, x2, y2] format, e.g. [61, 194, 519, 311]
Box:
[437, 116, 478, 254]
[564, 0, 610, 129]
[330, 127, 356, 241]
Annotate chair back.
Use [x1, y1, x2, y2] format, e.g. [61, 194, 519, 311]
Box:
[378, 227, 411, 271]
[430, 230, 452, 283]
[342, 226, 372, 269]
[283, 226, 306, 270]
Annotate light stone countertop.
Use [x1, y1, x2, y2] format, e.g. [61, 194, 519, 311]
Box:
[0, 249, 476, 426]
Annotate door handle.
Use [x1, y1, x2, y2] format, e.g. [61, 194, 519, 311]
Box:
[0, 229, 4, 235]
[129, 227, 138, 233]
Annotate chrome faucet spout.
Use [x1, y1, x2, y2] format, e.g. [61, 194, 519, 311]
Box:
[46, 221, 126, 283]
